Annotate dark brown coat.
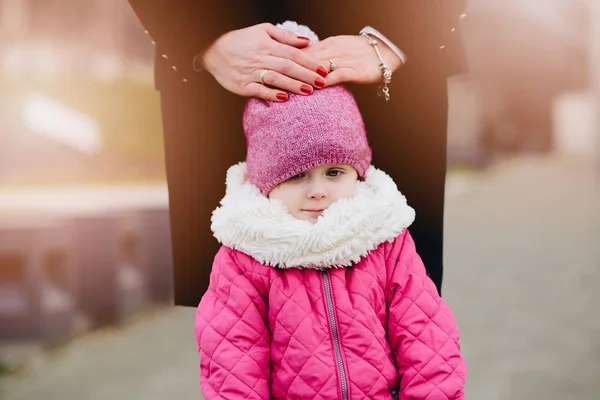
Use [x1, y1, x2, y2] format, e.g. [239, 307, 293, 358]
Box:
[128, 0, 468, 306]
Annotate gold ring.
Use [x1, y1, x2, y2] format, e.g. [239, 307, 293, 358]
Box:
[259, 69, 269, 85]
[329, 60, 338, 72]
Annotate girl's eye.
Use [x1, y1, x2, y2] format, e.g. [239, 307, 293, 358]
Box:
[327, 170, 344, 177]
[289, 173, 305, 180]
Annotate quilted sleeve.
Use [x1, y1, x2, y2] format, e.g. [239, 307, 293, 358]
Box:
[386, 231, 466, 399]
[195, 247, 270, 400]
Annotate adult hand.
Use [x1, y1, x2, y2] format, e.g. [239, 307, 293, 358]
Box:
[302, 35, 403, 87]
[201, 23, 329, 102]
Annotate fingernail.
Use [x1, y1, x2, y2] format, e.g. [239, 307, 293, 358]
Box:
[317, 67, 328, 77]
[300, 85, 313, 94]
[297, 36, 311, 41]
[314, 78, 325, 88]
[276, 92, 288, 101]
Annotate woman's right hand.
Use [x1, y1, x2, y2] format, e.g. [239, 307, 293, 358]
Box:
[200, 23, 329, 102]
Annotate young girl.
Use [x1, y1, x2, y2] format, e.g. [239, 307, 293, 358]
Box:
[195, 84, 466, 399]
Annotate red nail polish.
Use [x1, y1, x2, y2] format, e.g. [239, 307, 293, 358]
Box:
[300, 85, 312, 94]
[276, 92, 288, 101]
[297, 36, 311, 41]
[314, 78, 325, 88]
[317, 67, 328, 77]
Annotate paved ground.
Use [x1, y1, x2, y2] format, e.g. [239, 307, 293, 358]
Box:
[443, 155, 600, 399]
[1, 154, 599, 400]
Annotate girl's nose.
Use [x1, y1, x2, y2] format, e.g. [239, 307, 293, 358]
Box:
[307, 181, 327, 200]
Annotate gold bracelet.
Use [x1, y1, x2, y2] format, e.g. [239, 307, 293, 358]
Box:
[361, 32, 392, 101]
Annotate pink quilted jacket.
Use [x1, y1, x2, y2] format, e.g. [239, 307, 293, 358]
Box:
[195, 164, 466, 399]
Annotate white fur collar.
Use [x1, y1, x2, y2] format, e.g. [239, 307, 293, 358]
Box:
[210, 163, 415, 269]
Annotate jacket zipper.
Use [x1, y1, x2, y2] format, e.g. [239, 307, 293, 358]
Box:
[322, 271, 349, 400]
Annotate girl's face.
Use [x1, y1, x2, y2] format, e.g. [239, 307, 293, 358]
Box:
[269, 164, 358, 224]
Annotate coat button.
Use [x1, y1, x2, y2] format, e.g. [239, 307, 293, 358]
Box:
[182, 79, 188, 83]
[172, 66, 177, 71]
[439, 45, 446, 49]
[460, 13, 467, 19]
[161, 54, 168, 59]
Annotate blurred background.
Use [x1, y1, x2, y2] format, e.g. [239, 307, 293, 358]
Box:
[0, 0, 598, 399]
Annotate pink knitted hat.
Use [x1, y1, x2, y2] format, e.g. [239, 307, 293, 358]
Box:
[243, 85, 372, 195]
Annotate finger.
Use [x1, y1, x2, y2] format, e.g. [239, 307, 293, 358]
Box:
[262, 23, 312, 48]
[323, 68, 353, 87]
[244, 82, 289, 102]
[277, 44, 329, 78]
[265, 56, 325, 90]
[257, 68, 315, 95]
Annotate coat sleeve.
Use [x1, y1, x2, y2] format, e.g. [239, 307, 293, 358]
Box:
[386, 231, 466, 400]
[364, 0, 469, 76]
[127, 0, 255, 77]
[195, 247, 270, 400]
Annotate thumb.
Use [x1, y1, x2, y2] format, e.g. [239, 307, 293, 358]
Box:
[263, 24, 312, 48]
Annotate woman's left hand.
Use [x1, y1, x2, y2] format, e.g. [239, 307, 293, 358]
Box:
[302, 35, 403, 87]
